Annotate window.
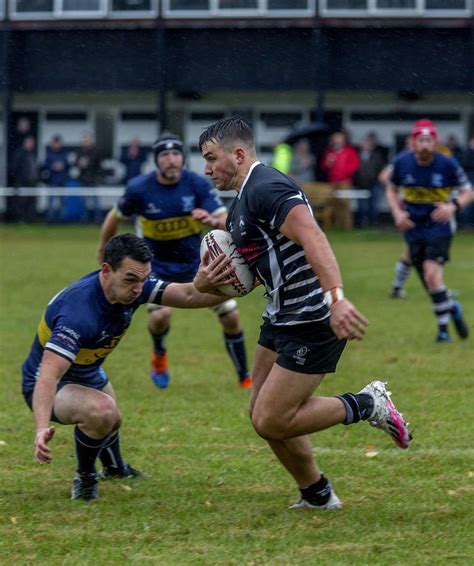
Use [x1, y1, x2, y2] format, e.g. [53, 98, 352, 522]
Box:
[377, 0, 415, 8]
[62, 0, 102, 10]
[112, 0, 152, 10]
[15, 0, 53, 12]
[425, 0, 466, 8]
[168, 0, 209, 9]
[218, 0, 258, 8]
[325, 0, 367, 9]
[268, 0, 308, 8]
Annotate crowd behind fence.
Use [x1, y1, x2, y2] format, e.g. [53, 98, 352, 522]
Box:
[3, 121, 474, 229]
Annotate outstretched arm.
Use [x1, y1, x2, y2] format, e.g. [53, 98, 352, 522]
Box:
[162, 253, 234, 308]
[32, 350, 71, 464]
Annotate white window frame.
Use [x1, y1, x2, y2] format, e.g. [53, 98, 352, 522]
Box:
[162, 0, 315, 18]
[320, 0, 471, 17]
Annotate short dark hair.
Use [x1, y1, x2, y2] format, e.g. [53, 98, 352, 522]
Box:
[198, 116, 256, 153]
[103, 234, 152, 270]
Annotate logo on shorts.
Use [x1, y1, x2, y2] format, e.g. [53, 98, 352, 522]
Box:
[293, 346, 309, 366]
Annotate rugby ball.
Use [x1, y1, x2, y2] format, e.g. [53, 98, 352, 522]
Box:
[200, 230, 255, 298]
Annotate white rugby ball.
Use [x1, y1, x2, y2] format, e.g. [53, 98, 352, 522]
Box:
[200, 230, 255, 298]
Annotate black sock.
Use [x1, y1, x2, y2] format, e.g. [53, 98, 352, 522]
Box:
[224, 331, 249, 382]
[74, 426, 106, 474]
[150, 326, 169, 355]
[98, 431, 125, 471]
[300, 474, 332, 506]
[336, 393, 374, 425]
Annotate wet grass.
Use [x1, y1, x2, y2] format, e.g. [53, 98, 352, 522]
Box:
[0, 225, 473, 565]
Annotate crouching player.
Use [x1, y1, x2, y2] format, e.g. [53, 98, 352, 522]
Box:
[22, 233, 234, 501]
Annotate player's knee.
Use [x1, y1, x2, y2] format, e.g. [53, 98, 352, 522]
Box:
[220, 310, 241, 333]
[148, 307, 172, 333]
[91, 396, 121, 436]
[251, 411, 286, 440]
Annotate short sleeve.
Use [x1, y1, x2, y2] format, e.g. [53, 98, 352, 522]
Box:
[44, 314, 83, 363]
[140, 273, 171, 305]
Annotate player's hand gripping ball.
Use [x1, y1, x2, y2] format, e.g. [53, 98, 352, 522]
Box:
[200, 230, 255, 298]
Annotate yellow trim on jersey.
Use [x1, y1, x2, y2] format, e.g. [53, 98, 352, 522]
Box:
[37, 313, 51, 347]
[74, 332, 126, 365]
[140, 214, 202, 241]
[37, 313, 125, 365]
[403, 186, 451, 204]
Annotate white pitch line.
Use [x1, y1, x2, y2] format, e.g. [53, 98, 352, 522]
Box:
[312, 447, 474, 457]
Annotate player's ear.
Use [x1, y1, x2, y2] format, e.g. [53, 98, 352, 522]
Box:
[101, 262, 112, 276]
[234, 147, 245, 164]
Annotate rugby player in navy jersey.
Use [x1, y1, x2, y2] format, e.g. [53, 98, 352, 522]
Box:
[22, 234, 236, 501]
[196, 117, 411, 511]
[97, 134, 252, 390]
[386, 119, 472, 342]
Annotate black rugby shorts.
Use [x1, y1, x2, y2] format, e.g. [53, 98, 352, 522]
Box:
[258, 318, 347, 375]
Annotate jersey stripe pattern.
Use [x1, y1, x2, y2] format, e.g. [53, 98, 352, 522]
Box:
[227, 164, 329, 326]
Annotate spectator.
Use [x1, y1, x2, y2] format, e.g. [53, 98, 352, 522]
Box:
[354, 133, 387, 227]
[289, 139, 315, 183]
[321, 131, 360, 229]
[41, 135, 70, 223]
[75, 132, 102, 222]
[120, 138, 147, 183]
[460, 136, 474, 228]
[9, 135, 39, 222]
[272, 140, 293, 174]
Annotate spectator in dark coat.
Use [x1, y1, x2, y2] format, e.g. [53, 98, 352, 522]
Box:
[75, 132, 102, 222]
[120, 138, 147, 183]
[354, 133, 387, 227]
[41, 135, 70, 223]
[8, 136, 39, 222]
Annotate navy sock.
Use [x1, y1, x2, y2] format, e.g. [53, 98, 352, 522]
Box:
[300, 474, 332, 506]
[224, 331, 249, 382]
[98, 431, 125, 471]
[336, 393, 374, 425]
[150, 326, 169, 355]
[74, 426, 105, 474]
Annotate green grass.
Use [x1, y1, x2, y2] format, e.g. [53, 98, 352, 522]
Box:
[0, 225, 473, 565]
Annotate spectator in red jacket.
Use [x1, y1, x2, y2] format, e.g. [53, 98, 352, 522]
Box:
[321, 132, 360, 229]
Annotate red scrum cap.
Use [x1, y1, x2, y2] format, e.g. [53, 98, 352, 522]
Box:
[411, 119, 438, 140]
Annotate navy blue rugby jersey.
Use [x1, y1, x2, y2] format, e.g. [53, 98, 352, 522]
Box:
[391, 151, 471, 240]
[227, 163, 328, 326]
[22, 271, 169, 393]
[115, 170, 226, 281]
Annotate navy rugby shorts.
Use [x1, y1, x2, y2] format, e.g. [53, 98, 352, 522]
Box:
[258, 318, 346, 375]
[408, 235, 451, 267]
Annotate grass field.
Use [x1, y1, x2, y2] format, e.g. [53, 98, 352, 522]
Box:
[0, 225, 473, 565]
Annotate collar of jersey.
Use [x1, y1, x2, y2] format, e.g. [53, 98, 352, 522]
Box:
[238, 161, 261, 199]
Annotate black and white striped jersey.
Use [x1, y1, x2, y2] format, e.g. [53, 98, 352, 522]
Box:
[226, 163, 329, 326]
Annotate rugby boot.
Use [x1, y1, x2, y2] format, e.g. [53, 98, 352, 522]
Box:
[451, 301, 469, 339]
[239, 375, 253, 389]
[150, 352, 169, 388]
[358, 380, 411, 449]
[98, 463, 150, 480]
[290, 490, 342, 510]
[71, 471, 99, 501]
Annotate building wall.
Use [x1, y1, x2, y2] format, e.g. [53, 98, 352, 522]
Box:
[1, 26, 471, 93]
